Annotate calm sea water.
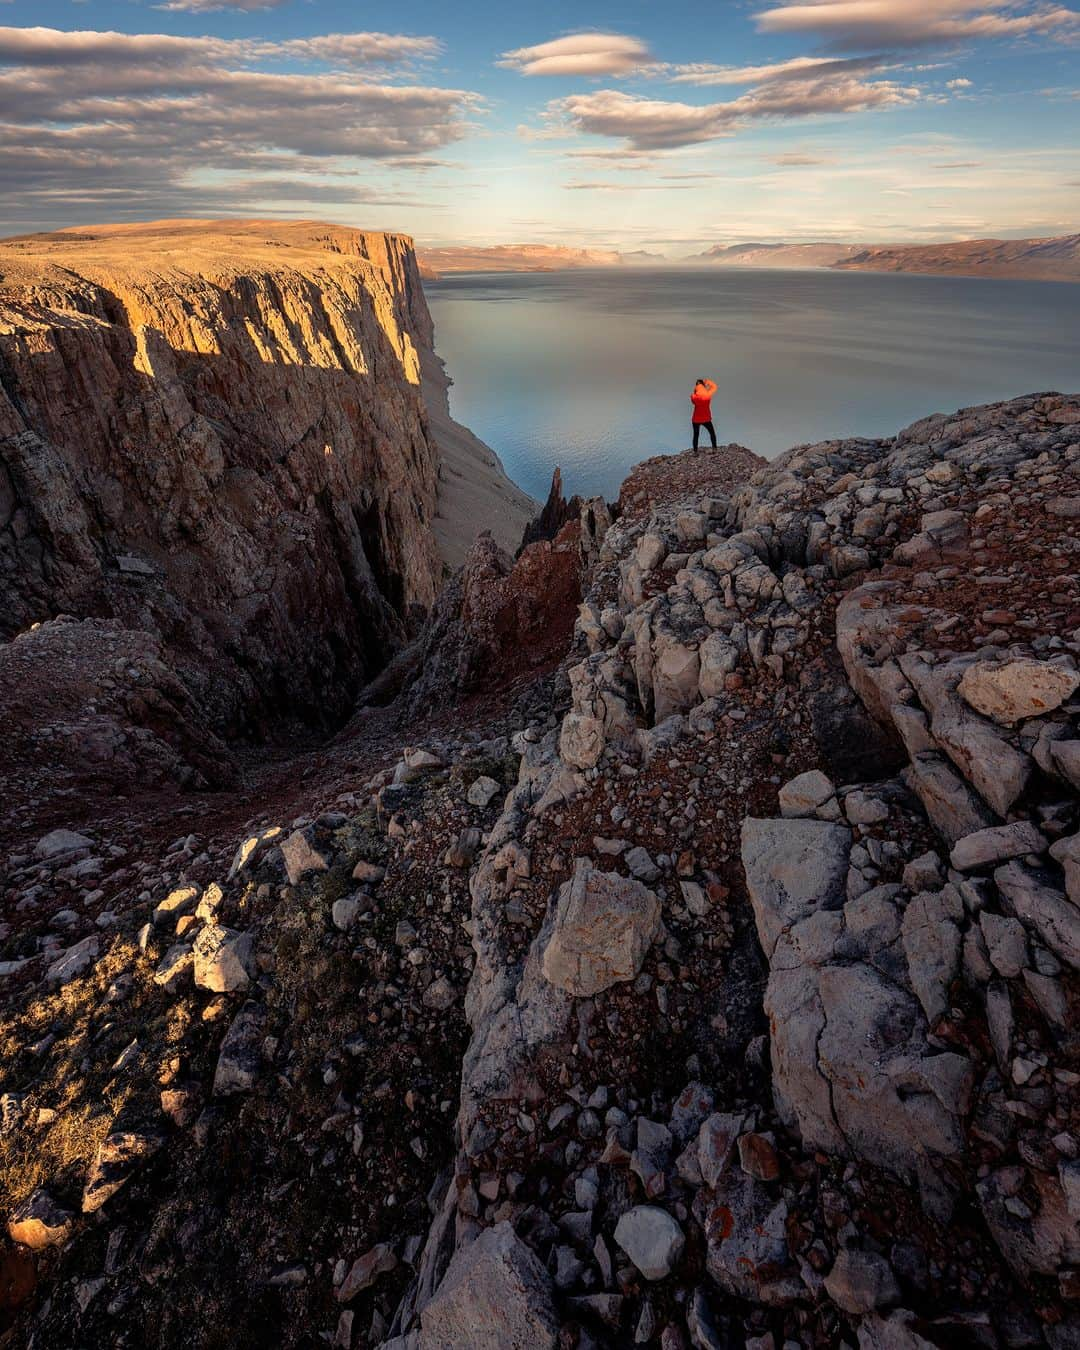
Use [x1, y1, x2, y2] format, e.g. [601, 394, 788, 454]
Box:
[426, 268, 1080, 502]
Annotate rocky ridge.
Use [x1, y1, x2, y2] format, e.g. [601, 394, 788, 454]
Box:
[383, 392, 1080, 1348]
[2, 392, 1080, 1350]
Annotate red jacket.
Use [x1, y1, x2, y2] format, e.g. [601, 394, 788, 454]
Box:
[691, 380, 717, 424]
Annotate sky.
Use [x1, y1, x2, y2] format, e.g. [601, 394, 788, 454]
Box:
[0, 1, 1078, 251]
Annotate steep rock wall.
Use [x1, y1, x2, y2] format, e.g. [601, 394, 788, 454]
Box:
[0, 221, 445, 735]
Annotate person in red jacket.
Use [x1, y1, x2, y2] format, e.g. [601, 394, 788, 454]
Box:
[690, 377, 718, 450]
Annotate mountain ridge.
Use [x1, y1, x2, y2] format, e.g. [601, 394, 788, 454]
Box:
[417, 232, 1080, 281]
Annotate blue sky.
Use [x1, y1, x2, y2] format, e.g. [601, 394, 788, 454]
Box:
[0, 1, 1078, 249]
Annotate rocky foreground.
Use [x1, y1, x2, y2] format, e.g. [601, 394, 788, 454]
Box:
[2, 392, 1080, 1350]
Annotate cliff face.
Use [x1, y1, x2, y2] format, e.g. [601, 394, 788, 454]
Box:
[0, 220, 446, 735]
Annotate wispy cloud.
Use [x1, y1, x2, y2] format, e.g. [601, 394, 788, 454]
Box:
[772, 151, 835, 164]
[671, 54, 887, 85]
[159, 0, 283, 11]
[0, 26, 479, 228]
[499, 32, 655, 77]
[564, 179, 694, 191]
[550, 72, 920, 150]
[754, 1, 1080, 50]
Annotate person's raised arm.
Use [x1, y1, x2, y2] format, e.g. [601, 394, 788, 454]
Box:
[703, 379, 718, 396]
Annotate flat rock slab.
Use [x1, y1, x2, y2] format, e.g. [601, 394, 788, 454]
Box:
[419, 1222, 558, 1350]
[45, 936, 100, 987]
[950, 821, 1047, 871]
[741, 816, 851, 958]
[541, 861, 660, 997]
[958, 659, 1079, 725]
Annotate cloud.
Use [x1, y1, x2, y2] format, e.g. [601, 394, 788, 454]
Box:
[0, 27, 442, 70]
[0, 26, 478, 230]
[499, 32, 654, 77]
[671, 54, 886, 85]
[772, 151, 833, 164]
[564, 179, 694, 191]
[551, 72, 919, 149]
[754, 1, 1080, 51]
[159, 0, 282, 11]
[947, 76, 974, 86]
[933, 159, 983, 165]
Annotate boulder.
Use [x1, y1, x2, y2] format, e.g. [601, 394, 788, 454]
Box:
[978, 1167, 1080, 1279]
[901, 888, 963, 1026]
[332, 896, 361, 932]
[1049, 832, 1080, 906]
[825, 1249, 901, 1315]
[746, 812, 974, 1197]
[980, 914, 1028, 978]
[153, 885, 199, 928]
[419, 1222, 558, 1350]
[693, 1169, 793, 1303]
[541, 861, 660, 997]
[740, 817, 850, 958]
[45, 936, 99, 986]
[902, 754, 995, 846]
[652, 639, 701, 723]
[636, 533, 666, 572]
[7, 1189, 74, 1249]
[995, 862, 1080, 971]
[857, 1310, 938, 1350]
[697, 1111, 747, 1189]
[777, 770, 836, 819]
[559, 713, 604, 770]
[950, 821, 1047, 871]
[228, 826, 283, 880]
[279, 830, 329, 887]
[467, 776, 502, 808]
[958, 660, 1079, 725]
[900, 654, 1032, 817]
[153, 943, 194, 992]
[1051, 740, 1080, 791]
[213, 1001, 267, 1096]
[698, 632, 740, 699]
[34, 828, 93, 861]
[338, 1244, 398, 1302]
[193, 924, 255, 993]
[82, 1131, 163, 1214]
[614, 1205, 685, 1281]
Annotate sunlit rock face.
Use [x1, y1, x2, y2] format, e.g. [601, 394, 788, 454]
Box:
[0, 220, 443, 734]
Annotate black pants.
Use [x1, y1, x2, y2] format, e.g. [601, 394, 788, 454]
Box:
[693, 421, 717, 449]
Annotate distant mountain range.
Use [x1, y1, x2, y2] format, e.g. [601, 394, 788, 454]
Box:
[832, 234, 1080, 282]
[690, 242, 865, 269]
[418, 243, 666, 277]
[418, 243, 625, 277]
[419, 234, 1080, 282]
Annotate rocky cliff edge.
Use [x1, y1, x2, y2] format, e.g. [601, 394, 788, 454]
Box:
[0, 219, 532, 762]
